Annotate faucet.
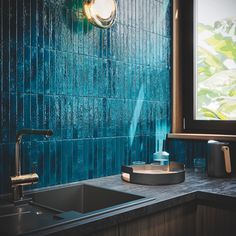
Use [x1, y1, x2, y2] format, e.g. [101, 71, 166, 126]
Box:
[10, 129, 53, 202]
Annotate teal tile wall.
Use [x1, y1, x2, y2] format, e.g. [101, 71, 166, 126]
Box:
[167, 139, 236, 172]
[167, 140, 208, 167]
[0, 0, 172, 194]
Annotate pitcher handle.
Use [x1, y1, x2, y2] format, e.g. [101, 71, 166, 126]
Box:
[221, 146, 231, 174]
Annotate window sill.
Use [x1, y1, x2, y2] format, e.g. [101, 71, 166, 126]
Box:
[168, 133, 236, 142]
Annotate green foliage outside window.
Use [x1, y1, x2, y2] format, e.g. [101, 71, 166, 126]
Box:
[196, 19, 236, 120]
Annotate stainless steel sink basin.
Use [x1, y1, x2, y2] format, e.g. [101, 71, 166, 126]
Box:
[0, 185, 153, 235]
[29, 184, 147, 214]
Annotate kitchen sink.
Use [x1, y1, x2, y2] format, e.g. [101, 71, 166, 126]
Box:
[29, 184, 148, 214]
[1, 185, 153, 235]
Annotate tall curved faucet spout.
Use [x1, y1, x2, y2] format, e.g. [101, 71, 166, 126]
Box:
[11, 129, 53, 202]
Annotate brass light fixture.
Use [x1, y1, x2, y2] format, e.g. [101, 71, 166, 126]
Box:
[83, 0, 117, 29]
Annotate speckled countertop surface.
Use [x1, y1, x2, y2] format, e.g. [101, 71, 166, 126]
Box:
[81, 170, 236, 198]
[1, 170, 236, 236]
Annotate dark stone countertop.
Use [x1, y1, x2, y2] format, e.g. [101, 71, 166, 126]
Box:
[1, 170, 236, 236]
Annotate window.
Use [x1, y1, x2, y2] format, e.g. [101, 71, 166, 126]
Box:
[180, 0, 236, 134]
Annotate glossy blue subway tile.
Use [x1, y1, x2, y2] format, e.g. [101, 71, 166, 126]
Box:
[55, 141, 62, 184]
[31, 47, 37, 94]
[2, 93, 10, 143]
[68, 9, 74, 53]
[72, 12, 78, 54]
[43, 141, 50, 186]
[2, 0, 9, 48]
[23, 94, 31, 136]
[21, 141, 31, 175]
[44, 95, 50, 130]
[30, 95, 38, 141]
[54, 7, 60, 51]
[62, 52, 68, 95]
[84, 57, 93, 97]
[9, 93, 16, 143]
[49, 96, 56, 140]
[16, 0, 24, 48]
[115, 100, 122, 136]
[92, 57, 98, 97]
[60, 9, 68, 53]
[82, 56, 88, 96]
[23, 0, 31, 47]
[60, 96, 66, 139]
[37, 94, 44, 130]
[105, 138, 113, 176]
[87, 138, 93, 179]
[55, 51, 62, 95]
[61, 141, 70, 184]
[96, 59, 102, 97]
[33, 141, 44, 188]
[113, 138, 120, 172]
[87, 28, 94, 57]
[75, 98, 83, 139]
[49, 50, 56, 94]
[43, 3, 50, 50]
[10, 44, 17, 93]
[44, 49, 50, 94]
[140, 136, 147, 163]
[3, 44, 10, 94]
[93, 98, 98, 138]
[67, 141, 74, 183]
[67, 96, 73, 139]
[30, 0, 37, 47]
[82, 139, 89, 180]
[78, 55, 84, 96]
[97, 138, 104, 178]
[93, 138, 99, 178]
[67, 53, 73, 95]
[37, 48, 44, 94]
[106, 99, 112, 137]
[77, 22, 83, 55]
[98, 98, 104, 137]
[54, 95, 61, 140]
[16, 94, 23, 131]
[49, 141, 56, 185]
[93, 28, 100, 58]
[49, 6, 56, 50]
[111, 138, 118, 175]
[72, 54, 78, 96]
[88, 98, 94, 138]
[37, 1, 44, 48]
[24, 46, 31, 93]
[72, 140, 83, 181]
[82, 97, 88, 138]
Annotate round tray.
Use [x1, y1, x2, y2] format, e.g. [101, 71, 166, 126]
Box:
[121, 162, 185, 185]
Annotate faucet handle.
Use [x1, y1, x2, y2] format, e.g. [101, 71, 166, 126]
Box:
[10, 173, 39, 187]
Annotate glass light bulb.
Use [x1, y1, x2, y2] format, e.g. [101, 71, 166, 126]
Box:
[83, 0, 117, 29]
[91, 0, 115, 19]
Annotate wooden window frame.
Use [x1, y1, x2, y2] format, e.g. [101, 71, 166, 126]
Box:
[170, 0, 236, 141]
